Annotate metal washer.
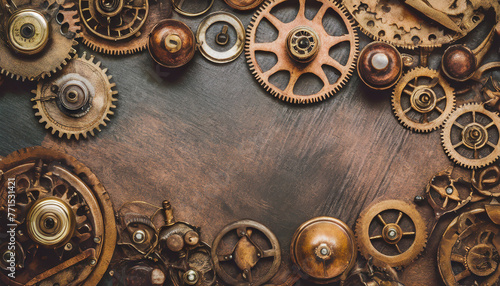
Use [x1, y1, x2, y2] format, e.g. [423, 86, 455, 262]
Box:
[196, 12, 245, 64]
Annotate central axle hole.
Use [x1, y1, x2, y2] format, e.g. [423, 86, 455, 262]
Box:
[298, 37, 310, 49]
[20, 23, 35, 39]
[44, 217, 55, 229]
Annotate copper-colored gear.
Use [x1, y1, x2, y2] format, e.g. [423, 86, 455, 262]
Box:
[0, 0, 80, 81]
[245, 0, 358, 104]
[79, 0, 170, 55]
[392, 67, 455, 133]
[441, 103, 500, 169]
[342, 0, 484, 48]
[0, 146, 116, 286]
[355, 200, 428, 268]
[32, 52, 117, 139]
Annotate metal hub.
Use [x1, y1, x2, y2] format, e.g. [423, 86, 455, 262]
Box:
[96, 0, 124, 17]
[286, 26, 320, 63]
[410, 87, 437, 113]
[315, 242, 332, 260]
[183, 269, 199, 285]
[164, 34, 182, 53]
[55, 74, 94, 118]
[382, 224, 403, 244]
[466, 244, 499, 277]
[132, 230, 147, 244]
[462, 123, 488, 149]
[8, 9, 49, 55]
[26, 197, 76, 248]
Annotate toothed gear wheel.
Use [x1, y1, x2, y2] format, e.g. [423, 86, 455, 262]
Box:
[32, 53, 118, 139]
[0, 0, 80, 81]
[392, 67, 455, 133]
[79, 0, 168, 55]
[355, 200, 428, 268]
[342, 0, 484, 48]
[441, 103, 500, 169]
[245, 0, 358, 104]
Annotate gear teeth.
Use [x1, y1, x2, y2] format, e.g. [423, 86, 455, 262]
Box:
[441, 103, 500, 169]
[32, 53, 118, 140]
[391, 67, 456, 133]
[246, 0, 358, 104]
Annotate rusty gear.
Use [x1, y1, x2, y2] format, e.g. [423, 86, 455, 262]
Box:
[355, 200, 428, 268]
[245, 0, 358, 104]
[392, 67, 455, 133]
[0, 146, 116, 286]
[0, 0, 79, 81]
[342, 0, 484, 49]
[472, 165, 500, 197]
[438, 207, 500, 286]
[79, 0, 170, 55]
[32, 52, 118, 140]
[441, 103, 500, 169]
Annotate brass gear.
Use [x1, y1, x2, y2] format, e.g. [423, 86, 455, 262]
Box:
[79, 0, 170, 55]
[32, 52, 118, 139]
[0, 0, 80, 81]
[342, 0, 484, 49]
[392, 67, 455, 133]
[245, 0, 358, 104]
[355, 200, 428, 268]
[0, 146, 116, 286]
[441, 103, 500, 169]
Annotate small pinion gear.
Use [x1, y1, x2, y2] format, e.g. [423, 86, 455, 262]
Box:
[355, 200, 428, 268]
[32, 52, 118, 139]
[392, 67, 455, 133]
[441, 103, 500, 169]
[245, 0, 358, 104]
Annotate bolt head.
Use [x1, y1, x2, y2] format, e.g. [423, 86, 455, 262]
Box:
[446, 187, 454, 195]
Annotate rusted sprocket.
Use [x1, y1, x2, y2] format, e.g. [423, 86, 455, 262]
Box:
[355, 200, 428, 268]
[32, 52, 118, 139]
[79, 0, 170, 55]
[441, 103, 500, 169]
[392, 67, 455, 133]
[245, 0, 358, 104]
[0, 0, 80, 81]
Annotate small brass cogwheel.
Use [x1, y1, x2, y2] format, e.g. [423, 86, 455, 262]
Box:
[0, 0, 80, 81]
[355, 200, 428, 268]
[441, 103, 500, 169]
[246, 0, 358, 103]
[32, 52, 118, 139]
[392, 67, 455, 133]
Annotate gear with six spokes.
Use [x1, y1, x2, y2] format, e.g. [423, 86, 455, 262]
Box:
[392, 67, 455, 133]
[0, 0, 80, 81]
[245, 0, 358, 104]
[32, 52, 117, 139]
[441, 103, 500, 169]
[355, 200, 428, 268]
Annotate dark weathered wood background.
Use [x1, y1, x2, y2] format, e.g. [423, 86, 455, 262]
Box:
[0, 0, 498, 285]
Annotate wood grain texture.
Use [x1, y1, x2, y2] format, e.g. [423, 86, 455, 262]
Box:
[1, 1, 499, 285]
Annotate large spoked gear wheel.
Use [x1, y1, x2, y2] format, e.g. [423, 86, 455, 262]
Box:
[246, 0, 358, 104]
[392, 67, 455, 133]
[355, 200, 428, 268]
[0, 0, 80, 81]
[79, 0, 170, 55]
[32, 52, 118, 140]
[441, 103, 500, 169]
[0, 147, 116, 286]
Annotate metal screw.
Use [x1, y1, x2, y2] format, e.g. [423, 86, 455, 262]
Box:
[320, 247, 329, 255]
[388, 229, 397, 239]
[94, 237, 101, 244]
[90, 259, 96, 266]
[64, 243, 73, 251]
[446, 186, 453, 195]
[414, 195, 425, 204]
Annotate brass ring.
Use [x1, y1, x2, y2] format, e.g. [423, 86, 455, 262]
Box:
[171, 0, 214, 17]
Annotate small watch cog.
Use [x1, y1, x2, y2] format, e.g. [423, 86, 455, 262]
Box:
[32, 52, 118, 139]
[342, 0, 484, 48]
[355, 200, 428, 268]
[392, 67, 455, 133]
[246, 0, 358, 104]
[79, 0, 170, 55]
[0, 0, 80, 81]
[441, 103, 500, 169]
